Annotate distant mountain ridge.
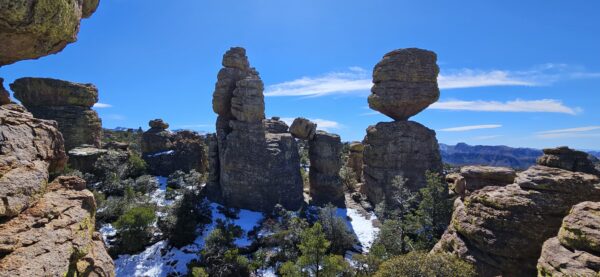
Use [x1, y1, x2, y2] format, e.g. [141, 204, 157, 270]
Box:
[440, 143, 600, 169]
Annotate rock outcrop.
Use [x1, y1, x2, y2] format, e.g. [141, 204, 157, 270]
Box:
[68, 146, 109, 174]
[346, 142, 364, 182]
[432, 159, 600, 276]
[0, 78, 10, 105]
[0, 104, 67, 218]
[446, 166, 516, 197]
[0, 176, 114, 276]
[537, 201, 600, 276]
[309, 131, 344, 206]
[209, 47, 303, 212]
[537, 146, 599, 175]
[363, 121, 442, 204]
[362, 48, 443, 205]
[368, 48, 440, 121]
[11, 77, 102, 151]
[141, 119, 207, 177]
[0, 0, 100, 66]
[290, 117, 317, 140]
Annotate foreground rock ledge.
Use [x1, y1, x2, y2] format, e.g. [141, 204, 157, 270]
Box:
[0, 176, 114, 276]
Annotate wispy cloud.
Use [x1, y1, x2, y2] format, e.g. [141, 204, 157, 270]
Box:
[280, 117, 342, 132]
[93, 102, 112, 108]
[439, 124, 502, 132]
[430, 99, 581, 115]
[535, 126, 600, 139]
[264, 64, 600, 97]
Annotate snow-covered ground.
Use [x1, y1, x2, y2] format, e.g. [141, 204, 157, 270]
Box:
[149, 176, 173, 207]
[113, 202, 263, 277]
[338, 208, 380, 251]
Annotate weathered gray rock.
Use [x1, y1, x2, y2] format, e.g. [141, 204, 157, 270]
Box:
[0, 0, 100, 66]
[362, 121, 443, 204]
[448, 166, 516, 197]
[149, 118, 169, 130]
[309, 131, 344, 207]
[290, 117, 317, 140]
[0, 104, 67, 218]
[538, 146, 599, 175]
[0, 176, 114, 277]
[68, 146, 108, 174]
[369, 48, 440, 121]
[210, 47, 304, 212]
[11, 77, 102, 150]
[346, 142, 364, 182]
[537, 201, 600, 276]
[0, 78, 10, 105]
[432, 165, 600, 276]
[142, 119, 173, 154]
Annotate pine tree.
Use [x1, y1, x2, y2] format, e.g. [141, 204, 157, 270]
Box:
[298, 223, 330, 277]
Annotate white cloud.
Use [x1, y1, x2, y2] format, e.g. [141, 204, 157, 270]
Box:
[535, 126, 600, 139]
[93, 102, 112, 108]
[280, 117, 342, 132]
[264, 64, 600, 97]
[430, 99, 581, 115]
[439, 124, 502, 132]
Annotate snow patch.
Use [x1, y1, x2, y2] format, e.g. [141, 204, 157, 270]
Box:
[148, 150, 175, 157]
[337, 208, 379, 251]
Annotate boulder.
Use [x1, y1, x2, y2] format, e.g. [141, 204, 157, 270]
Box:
[0, 78, 10, 105]
[0, 176, 114, 276]
[149, 118, 169, 130]
[0, 104, 67, 218]
[0, 0, 100, 66]
[432, 165, 600, 276]
[11, 77, 102, 150]
[141, 119, 173, 154]
[346, 142, 364, 182]
[537, 146, 599, 175]
[368, 48, 440, 121]
[210, 47, 304, 211]
[309, 131, 344, 207]
[362, 121, 443, 204]
[289, 117, 317, 140]
[537, 201, 600, 276]
[68, 146, 108, 174]
[448, 166, 516, 197]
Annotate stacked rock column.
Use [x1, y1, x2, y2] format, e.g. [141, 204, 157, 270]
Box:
[362, 48, 443, 205]
[290, 118, 345, 207]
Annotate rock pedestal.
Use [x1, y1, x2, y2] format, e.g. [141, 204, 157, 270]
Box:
[432, 158, 600, 276]
[346, 142, 364, 182]
[363, 121, 442, 204]
[210, 48, 303, 212]
[362, 48, 443, 205]
[309, 131, 344, 206]
[11, 77, 102, 150]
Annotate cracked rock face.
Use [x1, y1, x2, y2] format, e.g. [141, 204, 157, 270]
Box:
[346, 142, 364, 182]
[0, 176, 114, 276]
[362, 121, 443, 204]
[0, 78, 10, 105]
[537, 201, 600, 276]
[432, 164, 600, 276]
[0, 0, 100, 66]
[0, 104, 67, 218]
[368, 48, 440, 121]
[309, 131, 344, 207]
[11, 77, 102, 150]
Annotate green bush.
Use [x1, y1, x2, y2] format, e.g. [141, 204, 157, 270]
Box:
[339, 166, 358, 192]
[372, 219, 407, 256]
[199, 220, 248, 276]
[374, 251, 476, 277]
[318, 204, 356, 254]
[113, 205, 157, 254]
[127, 152, 147, 177]
[160, 190, 211, 248]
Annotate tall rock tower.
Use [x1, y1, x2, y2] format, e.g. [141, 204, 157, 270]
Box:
[362, 48, 443, 205]
[209, 47, 304, 212]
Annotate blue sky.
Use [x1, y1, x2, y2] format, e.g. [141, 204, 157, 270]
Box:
[1, 0, 599, 149]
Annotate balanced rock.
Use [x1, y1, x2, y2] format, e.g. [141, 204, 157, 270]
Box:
[537, 146, 599, 175]
[142, 120, 208, 176]
[432, 165, 600, 276]
[290, 117, 317, 140]
[0, 176, 114, 276]
[11, 77, 102, 150]
[309, 131, 344, 207]
[369, 48, 440, 121]
[0, 78, 10, 105]
[0, 104, 67, 218]
[362, 121, 443, 204]
[346, 142, 364, 182]
[210, 47, 303, 212]
[537, 201, 600, 276]
[0, 0, 100, 66]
